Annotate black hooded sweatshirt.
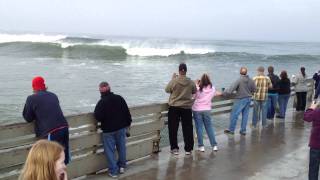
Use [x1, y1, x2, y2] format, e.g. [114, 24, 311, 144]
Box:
[94, 92, 132, 133]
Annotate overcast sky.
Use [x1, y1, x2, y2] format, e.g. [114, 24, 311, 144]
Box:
[0, 0, 319, 42]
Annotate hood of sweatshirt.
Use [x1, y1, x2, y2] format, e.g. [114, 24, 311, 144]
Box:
[175, 75, 192, 86]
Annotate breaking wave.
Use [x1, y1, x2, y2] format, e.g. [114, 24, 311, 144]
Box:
[0, 33, 319, 61]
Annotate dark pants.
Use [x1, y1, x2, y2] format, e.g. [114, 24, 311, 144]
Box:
[296, 92, 307, 111]
[168, 106, 194, 152]
[46, 127, 70, 164]
[309, 148, 320, 180]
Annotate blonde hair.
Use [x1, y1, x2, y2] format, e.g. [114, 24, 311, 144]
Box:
[19, 140, 64, 180]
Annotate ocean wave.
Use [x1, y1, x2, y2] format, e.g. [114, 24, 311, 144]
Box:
[0, 33, 215, 57]
[0, 33, 319, 61]
[0, 42, 127, 59]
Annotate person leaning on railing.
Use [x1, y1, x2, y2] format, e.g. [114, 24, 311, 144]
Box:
[303, 102, 320, 180]
[223, 67, 256, 136]
[94, 81, 132, 178]
[22, 76, 70, 165]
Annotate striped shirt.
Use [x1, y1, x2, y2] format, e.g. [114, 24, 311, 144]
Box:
[253, 75, 272, 100]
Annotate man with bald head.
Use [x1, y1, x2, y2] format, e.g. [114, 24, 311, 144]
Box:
[223, 67, 256, 135]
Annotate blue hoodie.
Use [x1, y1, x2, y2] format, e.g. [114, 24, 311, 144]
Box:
[23, 91, 68, 137]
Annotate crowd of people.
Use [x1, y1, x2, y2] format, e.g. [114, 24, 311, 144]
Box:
[18, 63, 319, 179]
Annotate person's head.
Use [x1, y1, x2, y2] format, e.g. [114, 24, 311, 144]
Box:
[199, 73, 212, 92]
[99, 81, 110, 94]
[240, 67, 248, 75]
[268, 66, 274, 74]
[32, 76, 46, 92]
[178, 63, 187, 75]
[257, 66, 265, 75]
[280, 70, 288, 80]
[300, 67, 306, 77]
[19, 140, 66, 180]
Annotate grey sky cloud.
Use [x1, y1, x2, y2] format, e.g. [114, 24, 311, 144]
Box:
[0, 0, 319, 41]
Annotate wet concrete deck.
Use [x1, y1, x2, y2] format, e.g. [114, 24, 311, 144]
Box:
[86, 111, 311, 180]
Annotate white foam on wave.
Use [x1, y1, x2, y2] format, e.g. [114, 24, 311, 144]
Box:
[0, 33, 66, 43]
[97, 40, 215, 56]
[0, 33, 216, 57]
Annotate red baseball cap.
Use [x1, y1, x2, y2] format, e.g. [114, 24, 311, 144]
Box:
[32, 76, 46, 91]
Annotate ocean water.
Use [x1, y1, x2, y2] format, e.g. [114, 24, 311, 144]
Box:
[0, 33, 319, 124]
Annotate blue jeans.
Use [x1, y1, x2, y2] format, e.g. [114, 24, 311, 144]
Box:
[228, 97, 251, 133]
[102, 128, 127, 175]
[193, 111, 217, 147]
[47, 127, 70, 164]
[309, 148, 320, 180]
[267, 93, 278, 119]
[278, 94, 290, 118]
[252, 100, 268, 127]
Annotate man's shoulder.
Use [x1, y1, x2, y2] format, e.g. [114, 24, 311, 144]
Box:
[107, 93, 125, 101]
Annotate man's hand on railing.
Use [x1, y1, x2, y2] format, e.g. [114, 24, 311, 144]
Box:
[215, 91, 223, 96]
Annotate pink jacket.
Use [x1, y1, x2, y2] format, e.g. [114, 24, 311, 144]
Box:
[192, 85, 215, 111]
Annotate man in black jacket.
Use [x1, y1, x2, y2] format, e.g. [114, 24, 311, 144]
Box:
[267, 66, 280, 120]
[23, 76, 70, 164]
[94, 82, 132, 178]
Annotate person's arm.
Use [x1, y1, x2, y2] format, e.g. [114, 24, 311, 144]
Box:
[165, 73, 177, 93]
[22, 96, 35, 122]
[291, 75, 297, 85]
[268, 78, 273, 89]
[191, 81, 197, 94]
[215, 90, 222, 96]
[121, 97, 132, 126]
[313, 73, 318, 81]
[223, 79, 239, 96]
[251, 80, 257, 94]
[94, 100, 104, 122]
[303, 103, 319, 122]
[315, 83, 320, 99]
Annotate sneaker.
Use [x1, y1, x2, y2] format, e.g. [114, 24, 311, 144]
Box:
[108, 172, 118, 178]
[197, 146, 205, 152]
[240, 132, 246, 136]
[212, 146, 218, 152]
[224, 129, 234, 135]
[171, 149, 179, 155]
[119, 167, 125, 174]
[185, 151, 192, 155]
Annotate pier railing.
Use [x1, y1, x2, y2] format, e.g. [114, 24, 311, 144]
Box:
[0, 79, 314, 180]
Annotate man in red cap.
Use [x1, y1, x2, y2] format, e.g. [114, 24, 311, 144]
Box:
[23, 76, 70, 164]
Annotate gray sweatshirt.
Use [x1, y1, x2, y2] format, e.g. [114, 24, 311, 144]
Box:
[223, 75, 256, 99]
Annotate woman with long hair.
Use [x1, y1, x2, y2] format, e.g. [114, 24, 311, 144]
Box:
[192, 73, 221, 152]
[292, 67, 308, 111]
[277, 71, 291, 118]
[19, 140, 67, 180]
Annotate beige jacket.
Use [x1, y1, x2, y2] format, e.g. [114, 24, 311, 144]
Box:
[165, 75, 196, 109]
